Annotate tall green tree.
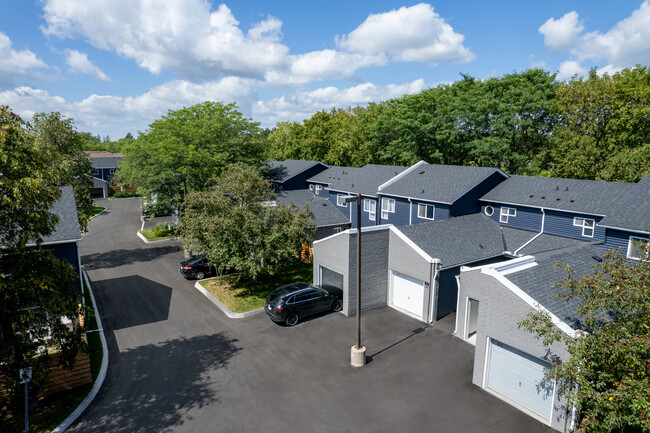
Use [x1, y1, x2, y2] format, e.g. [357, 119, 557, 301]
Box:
[520, 246, 650, 432]
[180, 164, 315, 279]
[118, 101, 265, 211]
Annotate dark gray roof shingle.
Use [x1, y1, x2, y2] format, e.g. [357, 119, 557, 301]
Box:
[307, 166, 355, 185]
[398, 213, 506, 269]
[380, 163, 505, 204]
[506, 244, 603, 330]
[326, 164, 408, 197]
[43, 186, 82, 243]
[265, 160, 327, 183]
[275, 189, 349, 227]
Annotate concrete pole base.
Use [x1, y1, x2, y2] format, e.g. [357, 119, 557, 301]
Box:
[351, 345, 367, 367]
[184, 249, 192, 259]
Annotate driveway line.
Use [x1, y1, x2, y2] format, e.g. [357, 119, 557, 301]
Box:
[52, 270, 109, 433]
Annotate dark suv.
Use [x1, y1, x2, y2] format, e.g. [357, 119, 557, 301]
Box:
[179, 256, 214, 280]
[265, 282, 343, 326]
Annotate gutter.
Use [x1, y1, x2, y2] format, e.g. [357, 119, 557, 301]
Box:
[514, 208, 546, 255]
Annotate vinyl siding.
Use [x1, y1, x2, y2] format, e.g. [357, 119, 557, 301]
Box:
[544, 210, 605, 241]
[451, 171, 507, 217]
[379, 196, 410, 226]
[411, 201, 451, 225]
[482, 204, 543, 232]
[308, 182, 329, 198]
[44, 242, 81, 292]
[281, 164, 328, 190]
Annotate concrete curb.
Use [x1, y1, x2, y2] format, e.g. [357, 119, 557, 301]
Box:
[89, 208, 107, 221]
[136, 231, 173, 244]
[52, 270, 109, 433]
[194, 280, 264, 319]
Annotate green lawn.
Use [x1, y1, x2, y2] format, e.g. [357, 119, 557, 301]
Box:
[0, 279, 104, 432]
[200, 261, 313, 313]
[91, 206, 105, 216]
[139, 229, 171, 242]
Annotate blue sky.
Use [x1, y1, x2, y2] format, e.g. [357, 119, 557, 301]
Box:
[1, 1, 648, 139]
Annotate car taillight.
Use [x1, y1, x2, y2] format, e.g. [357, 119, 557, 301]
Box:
[182, 266, 192, 270]
[273, 307, 283, 313]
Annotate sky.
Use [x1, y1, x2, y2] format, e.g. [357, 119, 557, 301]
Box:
[1, 1, 649, 140]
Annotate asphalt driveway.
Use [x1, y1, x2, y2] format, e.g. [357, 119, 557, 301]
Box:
[70, 197, 553, 433]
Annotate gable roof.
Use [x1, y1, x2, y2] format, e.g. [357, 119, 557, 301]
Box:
[275, 189, 349, 227]
[504, 244, 603, 330]
[42, 186, 82, 244]
[307, 165, 355, 185]
[499, 226, 591, 256]
[380, 163, 506, 204]
[326, 164, 408, 197]
[85, 151, 123, 169]
[397, 213, 506, 269]
[480, 175, 638, 216]
[264, 160, 328, 183]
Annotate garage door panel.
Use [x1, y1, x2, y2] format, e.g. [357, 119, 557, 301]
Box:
[391, 271, 424, 318]
[320, 266, 343, 290]
[487, 340, 554, 420]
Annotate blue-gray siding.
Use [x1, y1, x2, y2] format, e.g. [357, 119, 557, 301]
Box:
[280, 164, 328, 190]
[309, 182, 329, 198]
[93, 167, 116, 184]
[543, 210, 605, 241]
[604, 228, 649, 257]
[44, 242, 81, 292]
[482, 204, 542, 232]
[451, 171, 507, 217]
[410, 201, 451, 225]
[380, 196, 410, 226]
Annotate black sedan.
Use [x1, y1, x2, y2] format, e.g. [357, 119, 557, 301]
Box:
[179, 256, 214, 280]
[265, 282, 343, 326]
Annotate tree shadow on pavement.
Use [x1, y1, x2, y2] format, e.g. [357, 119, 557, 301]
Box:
[82, 244, 182, 270]
[68, 333, 240, 433]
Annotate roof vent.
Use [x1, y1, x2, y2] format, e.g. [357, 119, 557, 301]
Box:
[419, 170, 425, 175]
[555, 186, 559, 191]
[351, 183, 355, 187]
[556, 198, 561, 201]
[421, 189, 425, 193]
[541, 196, 546, 199]
[529, 194, 534, 198]
[479, 243, 483, 249]
[592, 255, 603, 262]
[570, 199, 575, 203]
[322, 203, 327, 206]
[565, 187, 569, 191]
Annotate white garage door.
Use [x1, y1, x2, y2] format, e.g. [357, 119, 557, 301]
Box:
[486, 340, 555, 420]
[319, 266, 344, 290]
[390, 270, 424, 318]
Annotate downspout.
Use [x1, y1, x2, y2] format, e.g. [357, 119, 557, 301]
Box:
[453, 274, 461, 335]
[427, 259, 441, 323]
[514, 208, 546, 255]
[408, 198, 413, 225]
[77, 240, 85, 321]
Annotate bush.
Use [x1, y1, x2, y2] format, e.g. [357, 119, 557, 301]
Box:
[110, 191, 140, 198]
[152, 224, 174, 238]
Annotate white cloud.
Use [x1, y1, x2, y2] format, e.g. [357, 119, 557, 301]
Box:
[539, 11, 583, 52]
[541, 1, 650, 72]
[336, 3, 475, 64]
[0, 77, 258, 137]
[64, 49, 111, 81]
[556, 60, 587, 80]
[41, 1, 289, 79]
[0, 32, 48, 87]
[253, 79, 428, 126]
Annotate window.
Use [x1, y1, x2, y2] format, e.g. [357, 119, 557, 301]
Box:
[333, 227, 343, 234]
[364, 199, 376, 221]
[92, 168, 99, 176]
[337, 194, 347, 207]
[499, 207, 516, 223]
[484, 205, 494, 216]
[309, 184, 314, 191]
[315, 184, 322, 194]
[109, 168, 116, 174]
[417, 203, 435, 220]
[627, 236, 649, 261]
[573, 217, 595, 237]
[381, 197, 395, 220]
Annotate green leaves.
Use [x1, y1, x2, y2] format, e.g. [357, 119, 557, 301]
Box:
[180, 164, 315, 279]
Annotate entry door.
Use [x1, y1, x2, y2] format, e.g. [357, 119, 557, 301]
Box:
[486, 340, 554, 420]
[390, 270, 425, 318]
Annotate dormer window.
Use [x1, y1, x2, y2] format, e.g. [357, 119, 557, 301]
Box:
[499, 207, 516, 223]
[573, 217, 595, 237]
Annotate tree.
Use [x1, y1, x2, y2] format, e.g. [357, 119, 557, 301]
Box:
[180, 164, 315, 279]
[0, 106, 87, 406]
[118, 101, 266, 212]
[519, 245, 650, 431]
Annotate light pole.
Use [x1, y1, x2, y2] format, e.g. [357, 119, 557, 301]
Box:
[343, 193, 366, 367]
[173, 173, 191, 258]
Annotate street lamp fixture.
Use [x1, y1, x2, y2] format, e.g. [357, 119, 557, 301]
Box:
[342, 193, 366, 367]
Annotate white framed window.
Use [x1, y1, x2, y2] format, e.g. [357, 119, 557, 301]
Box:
[309, 184, 314, 191]
[337, 194, 347, 207]
[315, 184, 322, 194]
[484, 205, 494, 216]
[573, 217, 595, 237]
[499, 207, 516, 223]
[627, 236, 649, 261]
[417, 203, 435, 220]
[333, 227, 343, 234]
[364, 199, 376, 221]
[381, 197, 395, 220]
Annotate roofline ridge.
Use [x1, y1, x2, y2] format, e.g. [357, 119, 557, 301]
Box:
[377, 160, 427, 192]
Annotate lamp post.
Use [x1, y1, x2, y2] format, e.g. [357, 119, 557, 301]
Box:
[343, 193, 366, 367]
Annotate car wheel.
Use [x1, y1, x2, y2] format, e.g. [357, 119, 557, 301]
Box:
[285, 313, 299, 327]
[332, 299, 343, 312]
[195, 271, 205, 280]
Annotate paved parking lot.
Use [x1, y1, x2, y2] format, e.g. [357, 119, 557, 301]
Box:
[70, 198, 553, 433]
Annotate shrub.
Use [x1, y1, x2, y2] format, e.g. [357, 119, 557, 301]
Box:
[152, 224, 174, 238]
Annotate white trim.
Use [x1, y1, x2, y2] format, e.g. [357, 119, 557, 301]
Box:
[500, 206, 516, 223]
[408, 198, 413, 225]
[453, 275, 462, 335]
[484, 205, 494, 216]
[337, 194, 348, 207]
[389, 225, 439, 264]
[481, 199, 606, 218]
[417, 203, 435, 220]
[377, 191, 453, 205]
[482, 336, 491, 388]
[313, 223, 394, 245]
[377, 160, 428, 191]
[573, 217, 595, 238]
[464, 297, 471, 340]
[514, 208, 545, 255]
[627, 235, 650, 261]
[26, 238, 83, 247]
[596, 224, 649, 235]
[449, 170, 509, 204]
[309, 184, 314, 191]
[315, 184, 322, 194]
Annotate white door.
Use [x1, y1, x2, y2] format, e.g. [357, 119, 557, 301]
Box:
[390, 270, 425, 318]
[486, 340, 554, 420]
